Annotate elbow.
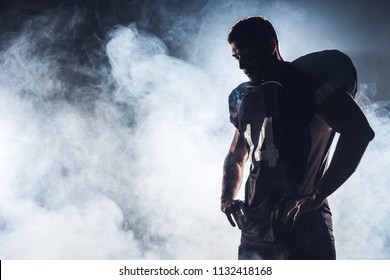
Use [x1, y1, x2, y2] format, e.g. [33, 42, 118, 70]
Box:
[366, 126, 375, 142]
[338, 123, 375, 155]
[359, 123, 375, 143]
[224, 152, 246, 169]
[361, 127, 375, 148]
[345, 120, 375, 144]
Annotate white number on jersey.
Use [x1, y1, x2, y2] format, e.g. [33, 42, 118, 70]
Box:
[244, 117, 279, 167]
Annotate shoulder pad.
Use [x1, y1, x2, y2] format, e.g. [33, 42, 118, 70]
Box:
[228, 82, 252, 126]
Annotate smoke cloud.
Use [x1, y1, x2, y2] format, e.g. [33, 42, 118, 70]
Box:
[0, 0, 389, 259]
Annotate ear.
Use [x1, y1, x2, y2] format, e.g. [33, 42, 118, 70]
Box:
[268, 38, 277, 55]
[268, 38, 283, 61]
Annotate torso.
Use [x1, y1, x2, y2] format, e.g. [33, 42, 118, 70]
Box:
[228, 50, 356, 211]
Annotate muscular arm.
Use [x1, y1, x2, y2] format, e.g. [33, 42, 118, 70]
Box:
[314, 88, 375, 201]
[221, 129, 248, 212]
[286, 88, 375, 223]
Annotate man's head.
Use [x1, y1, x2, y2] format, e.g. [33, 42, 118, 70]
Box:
[228, 16, 282, 84]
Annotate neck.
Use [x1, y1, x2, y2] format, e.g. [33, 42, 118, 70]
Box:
[252, 60, 283, 85]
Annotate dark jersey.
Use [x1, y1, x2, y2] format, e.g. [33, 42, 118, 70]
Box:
[228, 50, 357, 212]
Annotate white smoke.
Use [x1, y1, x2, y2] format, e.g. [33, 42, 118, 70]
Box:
[0, 0, 388, 260]
[0, 10, 238, 259]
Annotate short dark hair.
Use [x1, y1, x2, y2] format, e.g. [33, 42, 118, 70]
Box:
[227, 16, 278, 47]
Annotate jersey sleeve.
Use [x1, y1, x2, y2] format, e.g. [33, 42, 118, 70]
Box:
[228, 82, 252, 128]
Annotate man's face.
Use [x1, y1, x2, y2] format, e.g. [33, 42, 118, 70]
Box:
[230, 41, 273, 85]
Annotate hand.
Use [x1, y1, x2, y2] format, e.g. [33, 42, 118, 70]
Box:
[283, 194, 323, 225]
[221, 200, 246, 229]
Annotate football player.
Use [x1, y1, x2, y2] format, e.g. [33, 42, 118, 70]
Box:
[221, 16, 375, 259]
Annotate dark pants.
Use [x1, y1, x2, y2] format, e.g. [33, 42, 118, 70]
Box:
[238, 204, 336, 260]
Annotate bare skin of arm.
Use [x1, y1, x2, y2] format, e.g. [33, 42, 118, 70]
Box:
[221, 129, 249, 228]
[285, 89, 375, 224]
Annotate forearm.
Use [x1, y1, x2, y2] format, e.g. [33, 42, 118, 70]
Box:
[315, 127, 374, 202]
[221, 155, 245, 209]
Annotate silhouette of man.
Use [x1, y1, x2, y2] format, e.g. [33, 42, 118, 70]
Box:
[221, 16, 375, 259]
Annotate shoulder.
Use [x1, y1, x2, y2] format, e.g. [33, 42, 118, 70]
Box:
[228, 82, 251, 118]
[228, 82, 251, 128]
[292, 50, 358, 110]
[229, 82, 252, 102]
[292, 50, 356, 87]
[293, 50, 355, 71]
[229, 81, 283, 108]
[229, 80, 283, 102]
[228, 81, 284, 127]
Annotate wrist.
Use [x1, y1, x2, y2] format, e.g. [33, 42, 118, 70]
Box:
[220, 199, 233, 213]
[311, 189, 326, 205]
[221, 195, 235, 205]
